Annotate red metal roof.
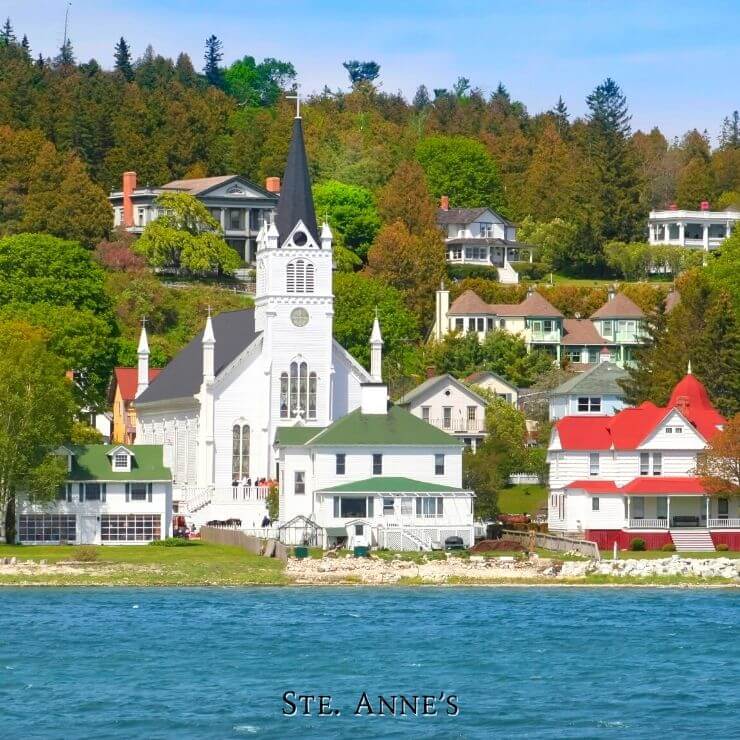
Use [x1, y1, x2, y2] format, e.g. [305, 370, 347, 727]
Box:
[565, 477, 707, 495]
[565, 480, 620, 493]
[113, 367, 162, 402]
[621, 477, 707, 495]
[554, 374, 725, 450]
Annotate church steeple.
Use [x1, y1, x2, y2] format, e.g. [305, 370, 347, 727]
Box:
[275, 117, 319, 244]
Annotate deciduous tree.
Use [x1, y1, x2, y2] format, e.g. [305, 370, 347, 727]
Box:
[695, 414, 740, 497]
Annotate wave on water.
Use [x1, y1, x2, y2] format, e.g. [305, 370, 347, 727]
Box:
[233, 725, 259, 734]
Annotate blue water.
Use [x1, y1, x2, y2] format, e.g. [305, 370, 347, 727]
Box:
[0, 587, 738, 739]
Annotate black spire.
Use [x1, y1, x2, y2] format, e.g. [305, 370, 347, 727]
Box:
[275, 117, 319, 244]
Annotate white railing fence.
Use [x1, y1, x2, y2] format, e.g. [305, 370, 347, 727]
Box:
[428, 418, 485, 434]
[628, 518, 669, 529]
[708, 518, 740, 529]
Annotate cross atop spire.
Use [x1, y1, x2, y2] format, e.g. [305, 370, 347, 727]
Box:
[274, 116, 319, 244]
[286, 85, 302, 119]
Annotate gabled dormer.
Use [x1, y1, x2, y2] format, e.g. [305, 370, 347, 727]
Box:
[107, 445, 135, 473]
[54, 445, 76, 472]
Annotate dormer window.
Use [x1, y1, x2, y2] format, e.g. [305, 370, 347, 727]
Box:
[108, 446, 134, 472]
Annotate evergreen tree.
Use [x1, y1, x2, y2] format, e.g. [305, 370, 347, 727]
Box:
[719, 110, 740, 149]
[342, 60, 380, 85]
[0, 17, 15, 45]
[583, 77, 644, 242]
[175, 52, 199, 86]
[376, 160, 438, 236]
[20, 34, 29, 55]
[54, 38, 75, 67]
[551, 95, 569, 134]
[412, 84, 430, 110]
[113, 37, 134, 81]
[676, 156, 716, 208]
[203, 34, 224, 87]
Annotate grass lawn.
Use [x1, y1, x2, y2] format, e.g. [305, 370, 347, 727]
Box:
[497, 484, 548, 515]
[0, 541, 287, 587]
[523, 274, 672, 287]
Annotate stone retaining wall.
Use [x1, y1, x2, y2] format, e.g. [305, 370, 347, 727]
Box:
[502, 529, 600, 560]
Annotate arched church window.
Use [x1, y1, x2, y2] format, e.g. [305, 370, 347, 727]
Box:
[308, 372, 317, 418]
[283, 361, 317, 419]
[280, 372, 289, 418]
[232, 424, 250, 481]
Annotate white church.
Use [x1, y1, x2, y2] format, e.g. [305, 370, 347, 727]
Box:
[134, 115, 474, 550]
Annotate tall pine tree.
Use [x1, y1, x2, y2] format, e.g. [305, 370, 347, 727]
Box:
[113, 37, 134, 81]
[0, 18, 15, 45]
[583, 78, 644, 243]
[203, 34, 223, 87]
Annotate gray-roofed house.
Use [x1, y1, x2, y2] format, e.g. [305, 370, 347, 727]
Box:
[548, 361, 629, 421]
[110, 172, 279, 263]
[437, 197, 535, 283]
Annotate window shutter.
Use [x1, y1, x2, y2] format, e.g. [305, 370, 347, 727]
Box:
[367, 497, 374, 518]
[125, 483, 130, 503]
[333, 496, 339, 518]
[101, 483, 107, 502]
[147, 483, 153, 502]
[416, 498, 422, 516]
[66, 484, 72, 502]
[437, 498, 443, 516]
[79, 483, 84, 502]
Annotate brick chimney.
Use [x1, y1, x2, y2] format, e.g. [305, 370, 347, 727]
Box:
[700, 200, 710, 211]
[122, 171, 137, 228]
[265, 176, 281, 194]
[675, 395, 690, 414]
[669, 203, 678, 210]
[426, 366, 436, 379]
[440, 195, 449, 211]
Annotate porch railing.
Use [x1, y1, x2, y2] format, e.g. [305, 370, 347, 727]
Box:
[428, 418, 485, 433]
[708, 518, 740, 529]
[628, 518, 669, 529]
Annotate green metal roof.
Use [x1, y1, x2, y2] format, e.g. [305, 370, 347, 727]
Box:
[275, 426, 326, 446]
[306, 406, 462, 447]
[65, 445, 171, 481]
[318, 477, 468, 494]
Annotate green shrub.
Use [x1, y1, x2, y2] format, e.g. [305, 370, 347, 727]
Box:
[73, 546, 99, 561]
[630, 538, 646, 552]
[661, 543, 676, 552]
[716, 543, 729, 552]
[511, 261, 548, 281]
[447, 264, 499, 281]
[149, 537, 194, 547]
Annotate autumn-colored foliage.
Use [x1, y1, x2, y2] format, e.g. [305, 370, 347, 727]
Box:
[695, 414, 740, 497]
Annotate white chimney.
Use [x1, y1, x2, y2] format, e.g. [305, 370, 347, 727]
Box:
[435, 281, 450, 341]
[136, 321, 149, 398]
[361, 383, 388, 415]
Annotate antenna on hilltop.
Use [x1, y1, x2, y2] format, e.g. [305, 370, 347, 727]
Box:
[63, 2, 72, 49]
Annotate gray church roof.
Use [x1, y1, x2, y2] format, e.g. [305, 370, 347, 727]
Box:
[275, 117, 319, 244]
[551, 362, 628, 397]
[397, 373, 487, 407]
[136, 310, 259, 404]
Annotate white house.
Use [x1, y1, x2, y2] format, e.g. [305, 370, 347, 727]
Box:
[547, 372, 738, 552]
[134, 115, 474, 549]
[276, 345, 474, 551]
[549, 362, 629, 421]
[465, 371, 519, 405]
[437, 199, 534, 283]
[397, 373, 488, 451]
[16, 444, 172, 545]
[648, 203, 738, 251]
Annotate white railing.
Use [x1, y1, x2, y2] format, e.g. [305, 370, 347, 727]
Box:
[708, 518, 740, 529]
[378, 525, 474, 551]
[509, 473, 541, 485]
[428, 418, 485, 434]
[628, 518, 669, 529]
[212, 485, 271, 504]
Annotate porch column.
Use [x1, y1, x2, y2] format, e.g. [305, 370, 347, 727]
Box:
[705, 496, 709, 526]
[678, 222, 685, 245]
[702, 223, 709, 251]
[666, 497, 671, 528]
[626, 496, 631, 525]
[529, 249, 533, 264]
[220, 208, 225, 230]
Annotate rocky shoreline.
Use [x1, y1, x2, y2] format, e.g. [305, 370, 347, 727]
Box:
[287, 554, 740, 585]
